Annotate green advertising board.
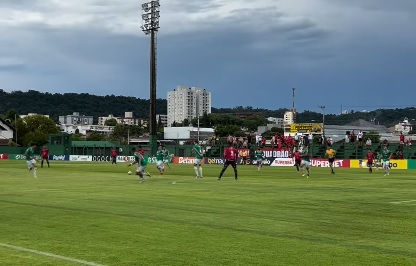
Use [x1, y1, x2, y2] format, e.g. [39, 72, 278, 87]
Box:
[407, 160, 416, 170]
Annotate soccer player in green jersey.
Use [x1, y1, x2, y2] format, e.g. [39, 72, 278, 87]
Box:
[162, 146, 171, 169]
[192, 140, 204, 178]
[129, 147, 150, 182]
[254, 148, 265, 171]
[300, 144, 310, 178]
[24, 143, 38, 178]
[155, 146, 165, 174]
[381, 145, 392, 176]
[375, 152, 382, 170]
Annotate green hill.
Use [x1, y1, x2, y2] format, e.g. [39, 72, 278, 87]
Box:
[1, 89, 415, 127]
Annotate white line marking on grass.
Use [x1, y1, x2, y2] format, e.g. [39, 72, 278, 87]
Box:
[390, 200, 416, 204]
[171, 179, 192, 185]
[0, 243, 106, 266]
[19, 189, 61, 192]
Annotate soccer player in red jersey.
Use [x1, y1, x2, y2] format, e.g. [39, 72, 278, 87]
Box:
[111, 147, 118, 165]
[136, 145, 149, 156]
[366, 149, 375, 173]
[218, 143, 238, 181]
[293, 148, 302, 172]
[40, 146, 50, 168]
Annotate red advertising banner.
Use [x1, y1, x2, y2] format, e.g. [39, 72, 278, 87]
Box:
[0, 154, 9, 160]
[172, 157, 205, 164]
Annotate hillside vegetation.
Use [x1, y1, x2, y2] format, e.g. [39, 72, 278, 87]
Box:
[1, 89, 414, 127]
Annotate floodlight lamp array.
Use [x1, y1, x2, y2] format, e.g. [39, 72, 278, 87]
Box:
[141, 0, 160, 34]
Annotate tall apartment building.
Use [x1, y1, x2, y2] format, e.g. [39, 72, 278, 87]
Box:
[167, 86, 211, 127]
[283, 111, 295, 125]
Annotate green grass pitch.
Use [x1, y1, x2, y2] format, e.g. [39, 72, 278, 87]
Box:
[1, 161, 416, 265]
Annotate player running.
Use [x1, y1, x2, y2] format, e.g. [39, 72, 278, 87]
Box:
[293, 148, 302, 172]
[366, 149, 375, 173]
[155, 146, 165, 174]
[300, 144, 310, 178]
[192, 140, 204, 178]
[218, 143, 238, 181]
[24, 143, 38, 178]
[325, 146, 336, 174]
[162, 146, 171, 169]
[129, 147, 150, 182]
[375, 152, 381, 170]
[254, 147, 265, 171]
[381, 145, 392, 176]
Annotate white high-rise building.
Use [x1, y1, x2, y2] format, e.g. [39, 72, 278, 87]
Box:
[167, 86, 212, 127]
[284, 111, 295, 125]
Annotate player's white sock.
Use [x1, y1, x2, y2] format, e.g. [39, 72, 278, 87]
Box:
[33, 167, 37, 177]
[194, 166, 199, 176]
[198, 167, 203, 177]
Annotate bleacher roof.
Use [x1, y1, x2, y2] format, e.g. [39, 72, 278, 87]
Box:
[325, 119, 390, 133]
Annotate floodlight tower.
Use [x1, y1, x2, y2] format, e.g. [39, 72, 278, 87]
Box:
[141, 0, 160, 154]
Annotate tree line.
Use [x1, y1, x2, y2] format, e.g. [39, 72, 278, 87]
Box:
[0, 89, 167, 122]
[1, 90, 415, 146]
[1, 89, 414, 127]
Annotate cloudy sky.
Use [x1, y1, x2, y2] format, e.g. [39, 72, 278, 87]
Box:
[0, 0, 415, 114]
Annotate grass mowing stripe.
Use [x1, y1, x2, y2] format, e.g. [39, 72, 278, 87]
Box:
[0, 243, 106, 266]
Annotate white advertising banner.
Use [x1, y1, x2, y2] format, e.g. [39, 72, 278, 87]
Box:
[270, 158, 295, 167]
[117, 156, 135, 163]
[69, 155, 93, 162]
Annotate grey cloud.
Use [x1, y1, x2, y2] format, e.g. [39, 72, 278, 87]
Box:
[165, 0, 222, 13]
[0, 63, 26, 72]
[195, 6, 330, 49]
[1, 0, 415, 111]
[326, 0, 416, 12]
[286, 27, 329, 42]
[0, 0, 43, 7]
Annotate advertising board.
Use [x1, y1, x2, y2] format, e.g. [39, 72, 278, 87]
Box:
[172, 157, 204, 164]
[350, 159, 407, 169]
[48, 155, 69, 161]
[69, 155, 92, 162]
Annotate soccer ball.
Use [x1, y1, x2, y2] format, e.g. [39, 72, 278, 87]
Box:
[128, 171, 132, 175]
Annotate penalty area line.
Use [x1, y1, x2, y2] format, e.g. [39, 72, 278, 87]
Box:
[389, 200, 416, 204]
[0, 242, 106, 266]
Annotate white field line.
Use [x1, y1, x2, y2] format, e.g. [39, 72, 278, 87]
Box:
[390, 200, 416, 204]
[171, 179, 266, 185]
[18, 189, 61, 192]
[0, 243, 106, 266]
[171, 179, 193, 185]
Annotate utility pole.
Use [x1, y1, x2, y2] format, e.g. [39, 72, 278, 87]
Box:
[319, 105, 326, 142]
[292, 88, 296, 123]
[197, 115, 200, 143]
